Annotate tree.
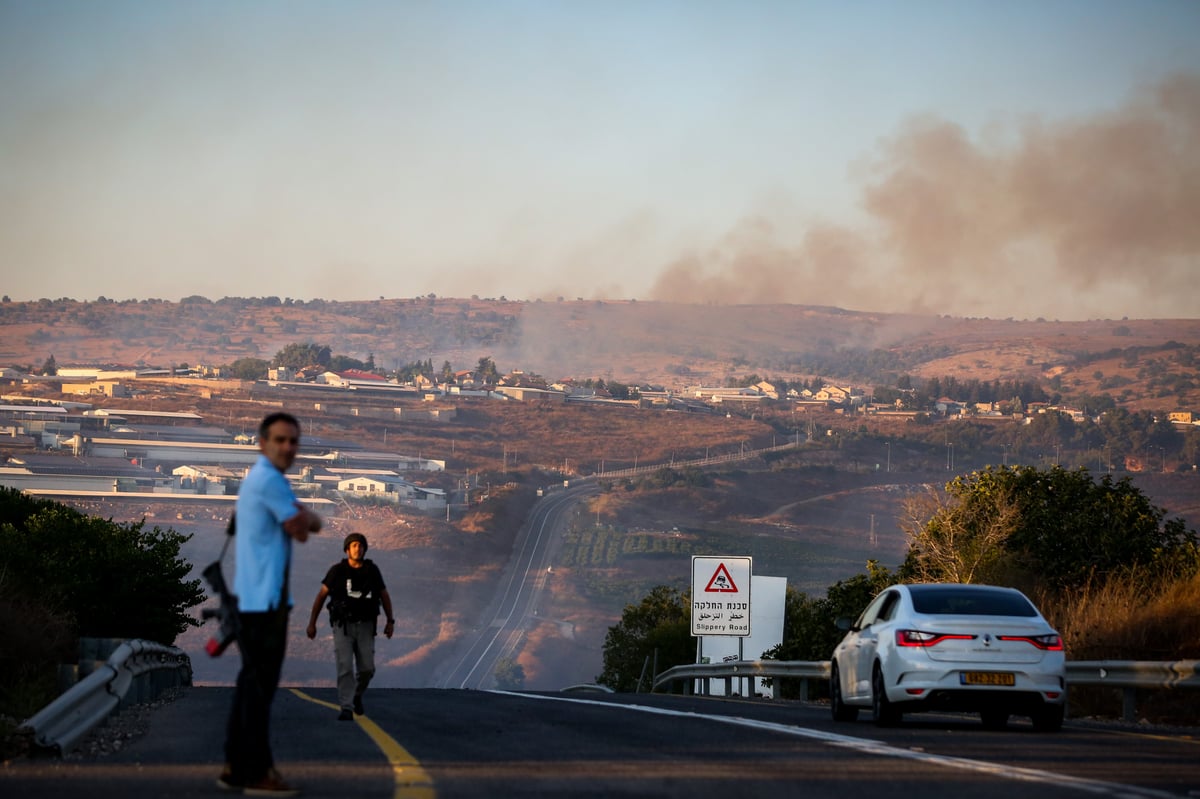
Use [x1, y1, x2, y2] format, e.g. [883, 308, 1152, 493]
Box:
[901, 466, 1199, 593]
[900, 483, 1020, 584]
[328, 354, 368, 372]
[597, 585, 692, 692]
[493, 657, 526, 690]
[0, 488, 204, 644]
[40, 354, 57, 376]
[476, 356, 500, 382]
[273, 342, 331, 370]
[227, 357, 269, 381]
[607, 381, 631, 400]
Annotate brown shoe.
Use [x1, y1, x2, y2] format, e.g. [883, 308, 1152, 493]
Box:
[216, 765, 244, 792]
[242, 768, 300, 797]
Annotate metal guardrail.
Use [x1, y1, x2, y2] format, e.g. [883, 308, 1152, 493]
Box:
[1065, 660, 1200, 689]
[653, 659, 1200, 722]
[18, 639, 192, 756]
[653, 660, 830, 699]
[1065, 660, 1200, 722]
[595, 441, 800, 480]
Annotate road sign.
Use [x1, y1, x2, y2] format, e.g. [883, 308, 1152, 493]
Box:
[691, 556, 752, 636]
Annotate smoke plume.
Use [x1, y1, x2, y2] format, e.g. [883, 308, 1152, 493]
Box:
[649, 73, 1200, 319]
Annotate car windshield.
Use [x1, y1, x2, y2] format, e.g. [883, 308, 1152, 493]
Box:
[908, 586, 1037, 617]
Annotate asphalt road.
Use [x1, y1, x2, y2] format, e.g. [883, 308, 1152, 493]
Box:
[435, 482, 599, 690]
[3, 688, 1198, 799]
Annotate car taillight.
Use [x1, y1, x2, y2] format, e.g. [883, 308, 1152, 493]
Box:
[895, 629, 976, 647]
[997, 634, 1064, 651]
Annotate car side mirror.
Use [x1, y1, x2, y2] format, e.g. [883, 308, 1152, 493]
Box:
[835, 616, 854, 632]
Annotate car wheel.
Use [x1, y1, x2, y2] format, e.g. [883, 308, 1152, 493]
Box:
[980, 709, 1008, 730]
[830, 664, 859, 722]
[1031, 703, 1064, 732]
[871, 663, 900, 727]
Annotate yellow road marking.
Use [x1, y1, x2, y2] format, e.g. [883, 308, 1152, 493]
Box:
[290, 688, 436, 799]
[1089, 726, 1198, 745]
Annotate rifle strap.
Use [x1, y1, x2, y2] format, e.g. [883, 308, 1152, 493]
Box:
[218, 514, 236, 562]
[219, 512, 290, 608]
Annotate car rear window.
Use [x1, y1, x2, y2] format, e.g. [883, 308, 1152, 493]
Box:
[908, 586, 1037, 617]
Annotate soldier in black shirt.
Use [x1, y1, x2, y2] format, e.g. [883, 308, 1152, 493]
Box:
[305, 533, 394, 720]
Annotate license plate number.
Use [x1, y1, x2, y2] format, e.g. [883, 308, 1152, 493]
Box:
[961, 671, 1015, 686]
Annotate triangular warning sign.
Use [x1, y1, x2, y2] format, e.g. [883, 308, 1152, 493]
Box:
[704, 563, 739, 593]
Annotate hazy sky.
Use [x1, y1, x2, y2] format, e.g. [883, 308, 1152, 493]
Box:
[2, 1, 1198, 319]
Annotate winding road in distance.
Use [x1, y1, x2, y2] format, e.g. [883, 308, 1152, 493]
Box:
[435, 480, 599, 689]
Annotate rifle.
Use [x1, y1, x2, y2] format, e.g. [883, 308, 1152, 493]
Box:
[201, 515, 240, 657]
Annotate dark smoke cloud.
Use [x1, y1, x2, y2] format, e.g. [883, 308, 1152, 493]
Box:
[649, 74, 1200, 320]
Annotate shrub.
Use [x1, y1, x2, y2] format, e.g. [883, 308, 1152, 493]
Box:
[0, 488, 204, 645]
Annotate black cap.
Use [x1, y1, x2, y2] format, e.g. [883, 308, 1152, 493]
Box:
[343, 532, 368, 554]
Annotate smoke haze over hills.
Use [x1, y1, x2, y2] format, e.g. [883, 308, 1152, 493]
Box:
[649, 74, 1200, 320]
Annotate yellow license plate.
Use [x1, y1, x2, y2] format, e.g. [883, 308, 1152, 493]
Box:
[961, 671, 1015, 686]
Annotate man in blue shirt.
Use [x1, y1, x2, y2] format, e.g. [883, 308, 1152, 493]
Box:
[219, 412, 321, 797]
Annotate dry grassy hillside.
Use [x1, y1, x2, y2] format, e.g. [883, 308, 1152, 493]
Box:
[3, 297, 1198, 412]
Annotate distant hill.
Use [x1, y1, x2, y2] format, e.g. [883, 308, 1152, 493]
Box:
[2, 296, 1198, 412]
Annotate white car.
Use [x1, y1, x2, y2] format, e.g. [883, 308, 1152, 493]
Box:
[830, 583, 1066, 731]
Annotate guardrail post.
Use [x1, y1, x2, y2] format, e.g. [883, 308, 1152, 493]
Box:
[57, 663, 79, 694]
[1122, 688, 1137, 723]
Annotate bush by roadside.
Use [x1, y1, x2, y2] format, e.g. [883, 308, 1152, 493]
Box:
[0, 488, 206, 759]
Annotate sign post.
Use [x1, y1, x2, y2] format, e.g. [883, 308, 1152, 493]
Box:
[691, 556, 752, 637]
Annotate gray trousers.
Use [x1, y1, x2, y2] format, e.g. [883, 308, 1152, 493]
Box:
[332, 619, 376, 710]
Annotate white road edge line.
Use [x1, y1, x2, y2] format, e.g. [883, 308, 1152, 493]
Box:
[490, 691, 1178, 799]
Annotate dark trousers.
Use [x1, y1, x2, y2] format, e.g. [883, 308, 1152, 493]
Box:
[225, 608, 289, 781]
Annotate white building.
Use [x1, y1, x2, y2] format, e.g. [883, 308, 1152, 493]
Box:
[336, 474, 447, 512]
